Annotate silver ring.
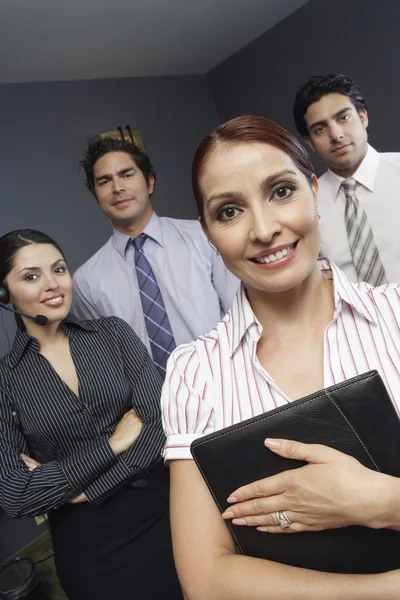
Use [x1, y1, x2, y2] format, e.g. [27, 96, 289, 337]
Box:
[275, 510, 292, 529]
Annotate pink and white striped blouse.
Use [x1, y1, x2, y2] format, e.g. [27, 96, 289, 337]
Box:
[161, 259, 400, 461]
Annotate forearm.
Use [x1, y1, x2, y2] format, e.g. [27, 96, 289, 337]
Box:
[367, 473, 400, 531]
[0, 462, 76, 518]
[84, 457, 136, 505]
[188, 554, 392, 600]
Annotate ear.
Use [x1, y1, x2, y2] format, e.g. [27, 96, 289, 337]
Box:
[359, 108, 369, 129]
[304, 135, 315, 152]
[148, 173, 155, 195]
[311, 173, 319, 212]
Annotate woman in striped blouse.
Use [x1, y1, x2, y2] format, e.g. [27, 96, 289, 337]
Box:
[161, 115, 400, 598]
[0, 229, 182, 599]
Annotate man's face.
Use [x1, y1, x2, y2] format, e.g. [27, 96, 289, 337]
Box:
[93, 151, 154, 229]
[304, 93, 368, 177]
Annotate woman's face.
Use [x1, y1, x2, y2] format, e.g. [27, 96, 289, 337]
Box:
[5, 243, 72, 325]
[200, 142, 320, 295]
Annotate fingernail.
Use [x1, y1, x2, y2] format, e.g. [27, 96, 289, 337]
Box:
[221, 511, 234, 519]
[257, 527, 268, 532]
[264, 438, 281, 448]
[226, 496, 238, 503]
[232, 518, 247, 526]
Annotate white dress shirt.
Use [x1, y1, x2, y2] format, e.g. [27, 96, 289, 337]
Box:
[161, 259, 400, 461]
[72, 213, 239, 352]
[318, 144, 400, 282]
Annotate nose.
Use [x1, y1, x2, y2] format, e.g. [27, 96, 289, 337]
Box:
[249, 207, 282, 244]
[112, 176, 125, 195]
[43, 274, 59, 291]
[329, 123, 344, 142]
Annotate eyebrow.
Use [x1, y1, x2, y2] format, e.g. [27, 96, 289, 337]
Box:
[309, 107, 352, 132]
[95, 166, 135, 183]
[206, 169, 298, 208]
[18, 259, 65, 274]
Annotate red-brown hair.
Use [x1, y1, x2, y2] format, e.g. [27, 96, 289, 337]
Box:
[192, 114, 315, 223]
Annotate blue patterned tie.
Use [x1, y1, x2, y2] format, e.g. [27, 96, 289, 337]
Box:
[131, 234, 176, 378]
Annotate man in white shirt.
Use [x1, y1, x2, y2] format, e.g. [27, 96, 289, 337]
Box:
[73, 137, 239, 378]
[293, 73, 400, 283]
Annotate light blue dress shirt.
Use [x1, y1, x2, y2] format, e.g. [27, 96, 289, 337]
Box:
[72, 213, 239, 351]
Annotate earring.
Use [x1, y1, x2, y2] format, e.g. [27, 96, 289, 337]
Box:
[317, 214, 321, 220]
[207, 239, 219, 255]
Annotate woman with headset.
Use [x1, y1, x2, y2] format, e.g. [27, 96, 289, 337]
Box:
[0, 229, 182, 600]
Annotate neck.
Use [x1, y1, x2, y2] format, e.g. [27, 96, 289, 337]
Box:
[246, 264, 334, 339]
[329, 144, 368, 179]
[23, 318, 66, 348]
[113, 207, 153, 237]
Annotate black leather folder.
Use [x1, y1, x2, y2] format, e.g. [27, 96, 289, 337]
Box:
[190, 370, 400, 573]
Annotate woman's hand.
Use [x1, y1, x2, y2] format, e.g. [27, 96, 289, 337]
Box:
[109, 409, 143, 456]
[68, 492, 88, 504]
[21, 454, 88, 504]
[21, 454, 40, 471]
[221, 438, 386, 533]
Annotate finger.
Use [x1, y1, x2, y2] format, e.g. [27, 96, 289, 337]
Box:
[264, 438, 341, 464]
[222, 495, 284, 520]
[227, 474, 287, 503]
[230, 512, 281, 527]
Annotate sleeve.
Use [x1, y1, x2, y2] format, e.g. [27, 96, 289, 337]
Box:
[210, 251, 240, 316]
[161, 343, 214, 461]
[111, 317, 165, 472]
[0, 385, 118, 518]
[72, 269, 102, 320]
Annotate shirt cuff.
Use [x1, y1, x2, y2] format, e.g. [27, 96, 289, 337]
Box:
[61, 438, 118, 491]
[163, 433, 205, 462]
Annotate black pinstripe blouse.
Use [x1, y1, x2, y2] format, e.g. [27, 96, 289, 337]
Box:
[0, 314, 164, 518]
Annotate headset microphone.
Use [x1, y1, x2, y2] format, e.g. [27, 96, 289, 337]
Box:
[0, 303, 48, 326]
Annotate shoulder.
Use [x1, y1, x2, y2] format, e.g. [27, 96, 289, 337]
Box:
[377, 151, 400, 169]
[73, 237, 113, 282]
[167, 315, 230, 380]
[359, 281, 400, 323]
[161, 217, 206, 241]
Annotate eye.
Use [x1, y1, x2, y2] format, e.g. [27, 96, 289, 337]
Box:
[24, 274, 38, 282]
[314, 126, 324, 135]
[340, 114, 350, 121]
[123, 172, 134, 179]
[98, 180, 108, 187]
[55, 266, 67, 274]
[271, 183, 296, 201]
[216, 205, 242, 222]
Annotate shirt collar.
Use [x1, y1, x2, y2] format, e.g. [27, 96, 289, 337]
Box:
[227, 258, 378, 357]
[325, 144, 379, 201]
[112, 212, 164, 258]
[8, 313, 96, 369]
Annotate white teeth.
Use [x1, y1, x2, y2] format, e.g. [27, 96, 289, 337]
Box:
[253, 243, 295, 264]
[45, 296, 62, 304]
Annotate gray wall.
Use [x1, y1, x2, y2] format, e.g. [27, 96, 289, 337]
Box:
[208, 0, 399, 175]
[0, 72, 219, 559]
[0, 74, 220, 358]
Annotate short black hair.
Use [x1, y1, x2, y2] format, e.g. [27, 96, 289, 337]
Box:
[293, 74, 367, 138]
[81, 137, 157, 196]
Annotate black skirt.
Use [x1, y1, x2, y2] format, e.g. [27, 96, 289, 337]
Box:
[48, 461, 183, 600]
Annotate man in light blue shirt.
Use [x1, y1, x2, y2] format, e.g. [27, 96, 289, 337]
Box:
[73, 137, 239, 358]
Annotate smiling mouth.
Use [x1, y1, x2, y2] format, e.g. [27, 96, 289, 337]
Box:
[41, 295, 64, 306]
[250, 242, 297, 264]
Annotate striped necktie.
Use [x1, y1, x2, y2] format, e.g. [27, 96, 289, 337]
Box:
[342, 178, 387, 286]
[130, 234, 176, 378]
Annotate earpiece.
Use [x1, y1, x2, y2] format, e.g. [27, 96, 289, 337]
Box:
[0, 285, 10, 305]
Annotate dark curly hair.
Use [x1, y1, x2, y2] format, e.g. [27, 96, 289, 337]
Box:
[293, 74, 367, 138]
[81, 137, 157, 196]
